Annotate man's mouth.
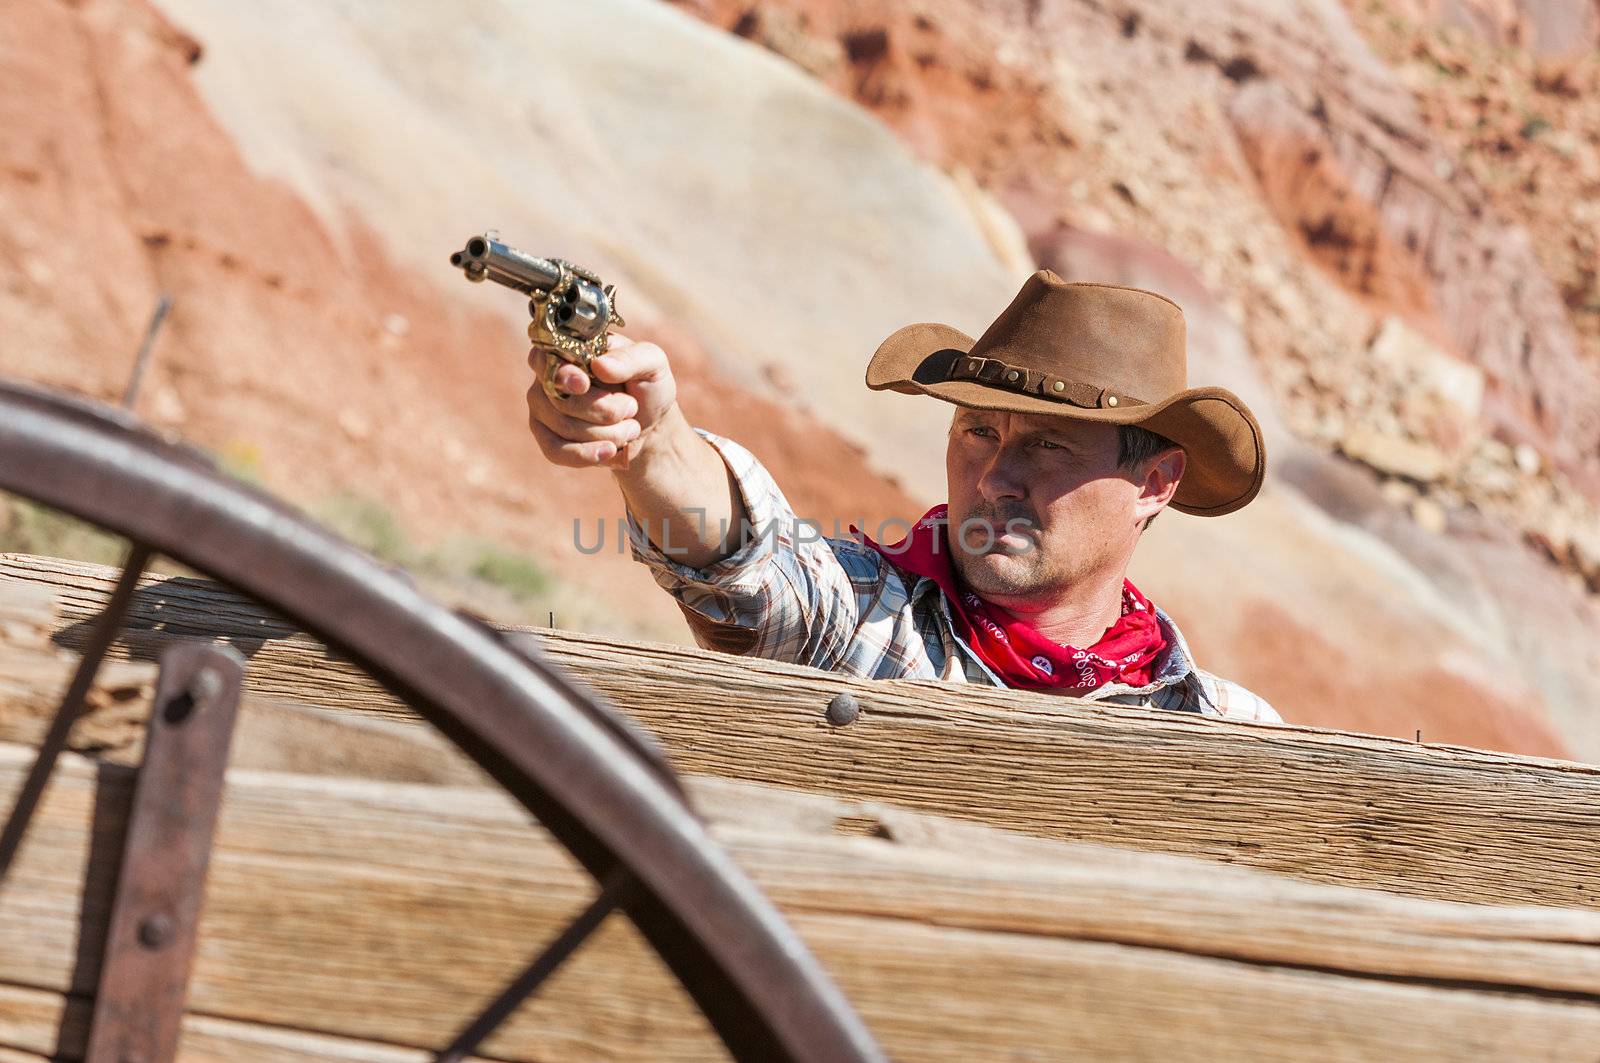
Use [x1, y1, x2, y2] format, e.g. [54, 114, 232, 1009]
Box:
[957, 517, 1039, 555]
[993, 526, 1035, 552]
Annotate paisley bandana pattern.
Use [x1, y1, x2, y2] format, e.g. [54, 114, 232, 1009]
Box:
[857, 506, 1168, 692]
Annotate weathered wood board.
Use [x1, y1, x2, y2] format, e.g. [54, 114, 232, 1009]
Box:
[5, 744, 1600, 1061]
[3, 553, 1597, 910]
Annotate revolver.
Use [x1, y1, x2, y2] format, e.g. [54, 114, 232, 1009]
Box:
[449, 232, 625, 397]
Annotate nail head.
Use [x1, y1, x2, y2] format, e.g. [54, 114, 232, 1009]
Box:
[825, 692, 860, 726]
[138, 913, 174, 949]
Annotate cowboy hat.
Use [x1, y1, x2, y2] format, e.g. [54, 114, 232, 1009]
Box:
[865, 271, 1264, 516]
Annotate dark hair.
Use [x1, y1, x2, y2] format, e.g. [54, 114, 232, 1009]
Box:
[1117, 424, 1181, 528]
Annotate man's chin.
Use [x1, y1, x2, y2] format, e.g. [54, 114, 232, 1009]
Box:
[956, 553, 1047, 599]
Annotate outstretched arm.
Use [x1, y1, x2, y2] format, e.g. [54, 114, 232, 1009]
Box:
[525, 335, 900, 672]
[525, 335, 748, 568]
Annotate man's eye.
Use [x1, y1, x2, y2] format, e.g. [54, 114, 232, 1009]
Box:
[1035, 439, 1064, 450]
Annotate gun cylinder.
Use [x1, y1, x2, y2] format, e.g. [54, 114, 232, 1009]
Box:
[454, 235, 607, 340]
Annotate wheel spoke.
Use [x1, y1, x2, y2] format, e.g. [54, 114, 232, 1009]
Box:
[435, 870, 634, 1063]
[85, 641, 246, 1063]
[0, 544, 153, 884]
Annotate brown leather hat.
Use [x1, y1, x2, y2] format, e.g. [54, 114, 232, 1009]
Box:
[866, 271, 1265, 516]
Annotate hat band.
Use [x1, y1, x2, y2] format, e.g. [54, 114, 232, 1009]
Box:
[946, 355, 1136, 410]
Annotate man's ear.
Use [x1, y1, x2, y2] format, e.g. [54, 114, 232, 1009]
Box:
[1135, 447, 1186, 526]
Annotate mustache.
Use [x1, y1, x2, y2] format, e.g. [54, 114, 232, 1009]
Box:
[959, 501, 1040, 530]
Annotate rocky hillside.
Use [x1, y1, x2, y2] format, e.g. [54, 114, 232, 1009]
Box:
[2, 0, 1597, 760]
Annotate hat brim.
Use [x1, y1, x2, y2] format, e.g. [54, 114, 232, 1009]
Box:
[866, 322, 1265, 516]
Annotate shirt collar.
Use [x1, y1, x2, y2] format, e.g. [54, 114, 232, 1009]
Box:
[1150, 606, 1196, 684]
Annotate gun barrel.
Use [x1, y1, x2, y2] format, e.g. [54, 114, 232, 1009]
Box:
[460, 235, 563, 292]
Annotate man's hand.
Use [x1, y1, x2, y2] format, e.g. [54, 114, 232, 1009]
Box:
[523, 331, 747, 567]
[525, 334, 676, 469]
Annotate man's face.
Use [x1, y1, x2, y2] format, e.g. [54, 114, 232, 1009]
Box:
[944, 408, 1164, 606]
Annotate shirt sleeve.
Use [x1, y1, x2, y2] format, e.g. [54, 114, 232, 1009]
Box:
[1201, 672, 1284, 723]
[625, 430, 875, 669]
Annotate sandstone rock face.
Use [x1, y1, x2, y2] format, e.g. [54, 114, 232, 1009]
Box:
[1135, 492, 1574, 757]
[1226, 66, 1599, 496]
[1338, 426, 1453, 482]
[152, 0, 1024, 499]
[1225, 82, 1442, 333]
[1368, 316, 1486, 456]
[1397, 0, 1600, 56]
[0, 0, 923, 644]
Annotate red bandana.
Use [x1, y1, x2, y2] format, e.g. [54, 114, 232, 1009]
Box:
[858, 505, 1168, 692]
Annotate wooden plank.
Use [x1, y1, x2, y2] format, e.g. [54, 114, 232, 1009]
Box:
[6, 552, 1599, 909]
[0, 745, 721, 1062]
[0, 982, 500, 1062]
[5, 746, 1600, 1061]
[0, 557, 484, 785]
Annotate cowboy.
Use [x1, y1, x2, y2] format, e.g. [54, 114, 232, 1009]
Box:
[526, 272, 1280, 720]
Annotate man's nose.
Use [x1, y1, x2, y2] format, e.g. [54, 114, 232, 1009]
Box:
[976, 445, 1027, 502]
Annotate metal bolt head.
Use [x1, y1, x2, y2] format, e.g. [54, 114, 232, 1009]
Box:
[1106, 395, 1119, 407]
[163, 666, 221, 725]
[1052, 381, 1065, 393]
[138, 913, 174, 949]
[825, 693, 859, 726]
[190, 666, 224, 706]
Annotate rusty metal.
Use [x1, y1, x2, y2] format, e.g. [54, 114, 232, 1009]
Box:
[0, 378, 883, 1063]
[0, 543, 152, 885]
[85, 642, 245, 1063]
[436, 869, 636, 1063]
[121, 293, 173, 409]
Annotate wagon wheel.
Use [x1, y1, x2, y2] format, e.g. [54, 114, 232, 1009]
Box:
[0, 378, 883, 1063]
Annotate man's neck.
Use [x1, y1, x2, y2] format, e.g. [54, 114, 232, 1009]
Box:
[988, 568, 1129, 649]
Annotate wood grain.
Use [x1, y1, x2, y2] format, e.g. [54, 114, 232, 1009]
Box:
[4, 552, 1600, 911]
[5, 746, 1600, 1061]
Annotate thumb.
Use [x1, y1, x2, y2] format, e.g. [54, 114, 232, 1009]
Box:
[590, 340, 669, 387]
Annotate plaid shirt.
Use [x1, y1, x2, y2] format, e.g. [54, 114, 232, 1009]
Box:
[627, 432, 1282, 723]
